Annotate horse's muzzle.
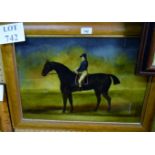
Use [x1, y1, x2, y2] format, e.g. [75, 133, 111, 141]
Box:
[41, 72, 46, 76]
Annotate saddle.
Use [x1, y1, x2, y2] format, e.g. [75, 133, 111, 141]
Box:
[75, 73, 88, 86]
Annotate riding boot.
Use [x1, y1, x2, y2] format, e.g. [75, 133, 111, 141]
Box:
[78, 83, 82, 90]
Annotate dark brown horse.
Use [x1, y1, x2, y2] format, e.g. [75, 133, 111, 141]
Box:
[41, 61, 120, 112]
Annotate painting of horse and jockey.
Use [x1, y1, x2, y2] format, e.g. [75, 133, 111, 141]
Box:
[15, 37, 147, 123]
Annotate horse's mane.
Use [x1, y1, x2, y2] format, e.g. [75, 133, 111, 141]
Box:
[50, 61, 75, 74]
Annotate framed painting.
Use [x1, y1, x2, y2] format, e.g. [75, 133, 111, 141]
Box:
[136, 22, 155, 75]
[1, 23, 155, 131]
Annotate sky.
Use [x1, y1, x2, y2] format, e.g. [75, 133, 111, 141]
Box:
[15, 37, 140, 60]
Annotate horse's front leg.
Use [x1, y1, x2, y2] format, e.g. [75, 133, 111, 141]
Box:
[62, 93, 67, 113]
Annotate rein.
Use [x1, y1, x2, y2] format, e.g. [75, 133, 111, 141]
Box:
[48, 72, 57, 75]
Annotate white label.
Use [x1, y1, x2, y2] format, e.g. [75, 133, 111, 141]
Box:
[0, 23, 25, 45]
[81, 27, 93, 34]
[0, 84, 4, 102]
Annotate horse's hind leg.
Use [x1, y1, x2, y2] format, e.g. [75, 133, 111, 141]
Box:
[94, 90, 101, 111]
[62, 93, 67, 113]
[68, 93, 73, 113]
[102, 92, 111, 112]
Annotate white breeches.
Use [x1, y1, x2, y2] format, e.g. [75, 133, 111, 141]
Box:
[78, 70, 87, 86]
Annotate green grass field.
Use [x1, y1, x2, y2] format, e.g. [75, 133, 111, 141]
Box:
[21, 89, 145, 123]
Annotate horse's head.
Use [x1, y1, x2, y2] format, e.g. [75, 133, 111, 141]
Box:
[41, 60, 54, 76]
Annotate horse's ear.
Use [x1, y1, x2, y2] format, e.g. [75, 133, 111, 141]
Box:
[46, 59, 50, 63]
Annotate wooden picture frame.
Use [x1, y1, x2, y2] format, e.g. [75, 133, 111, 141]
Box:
[1, 22, 155, 131]
[136, 22, 155, 75]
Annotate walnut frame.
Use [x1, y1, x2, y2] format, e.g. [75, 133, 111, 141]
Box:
[1, 22, 155, 131]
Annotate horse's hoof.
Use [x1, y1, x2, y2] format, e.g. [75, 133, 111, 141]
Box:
[107, 108, 111, 112]
[70, 109, 73, 113]
[62, 110, 66, 113]
[94, 108, 98, 111]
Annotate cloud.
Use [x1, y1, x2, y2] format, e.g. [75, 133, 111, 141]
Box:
[90, 45, 122, 59]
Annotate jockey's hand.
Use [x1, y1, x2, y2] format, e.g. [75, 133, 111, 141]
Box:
[74, 68, 78, 74]
[74, 70, 78, 74]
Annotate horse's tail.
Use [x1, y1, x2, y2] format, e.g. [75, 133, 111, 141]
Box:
[109, 74, 120, 85]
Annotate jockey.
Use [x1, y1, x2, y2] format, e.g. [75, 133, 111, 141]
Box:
[76, 53, 88, 87]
